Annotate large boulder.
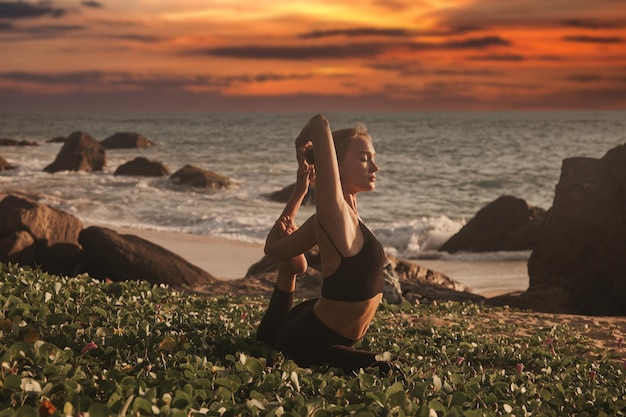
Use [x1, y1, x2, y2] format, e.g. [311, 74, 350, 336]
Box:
[47, 136, 67, 143]
[0, 194, 83, 275]
[0, 231, 36, 266]
[114, 157, 170, 177]
[527, 143, 626, 316]
[266, 183, 315, 206]
[170, 164, 232, 189]
[440, 195, 547, 253]
[0, 138, 38, 146]
[44, 131, 106, 173]
[78, 226, 216, 287]
[101, 132, 154, 149]
[0, 155, 15, 170]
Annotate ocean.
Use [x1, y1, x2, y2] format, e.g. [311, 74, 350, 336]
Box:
[1, 111, 624, 264]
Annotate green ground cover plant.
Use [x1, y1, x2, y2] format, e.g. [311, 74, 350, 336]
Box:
[0, 263, 624, 416]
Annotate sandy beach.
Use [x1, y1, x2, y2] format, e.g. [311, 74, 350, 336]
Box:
[110, 226, 528, 296]
[110, 226, 266, 280]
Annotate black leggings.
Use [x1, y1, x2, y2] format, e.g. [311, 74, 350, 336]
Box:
[257, 286, 380, 372]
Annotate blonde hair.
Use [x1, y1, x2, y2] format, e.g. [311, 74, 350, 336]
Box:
[332, 123, 370, 160]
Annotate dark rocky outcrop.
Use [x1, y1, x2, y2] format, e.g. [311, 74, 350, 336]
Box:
[239, 250, 483, 304]
[170, 164, 232, 189]
[43, 131, 106, 173]
[0, 138, 38, 146]
[440, 195, 547, 253]
[114, 157, 170, 177]
[266, 183, 315, 206]
[526, 143, 626, 316]
[0, 155, 15, 170]
[0, 194, 83, 275]
[101, 132, 154, 149]
[47, 136, 67, 143]
[79, 226, 216, 287]
[0, 230, 36, 266]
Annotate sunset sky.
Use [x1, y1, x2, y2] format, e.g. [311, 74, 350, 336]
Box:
[1, 0, 625, 112]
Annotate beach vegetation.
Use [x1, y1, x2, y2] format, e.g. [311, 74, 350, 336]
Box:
[0, 263, 624, 416]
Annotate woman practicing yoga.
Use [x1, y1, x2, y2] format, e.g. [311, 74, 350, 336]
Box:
[257, 114, 388, 372]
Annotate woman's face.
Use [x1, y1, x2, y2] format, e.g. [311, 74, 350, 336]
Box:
[338, 136, 379, 194]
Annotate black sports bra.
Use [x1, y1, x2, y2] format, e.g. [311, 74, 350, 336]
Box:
[319, 221, 385, 302]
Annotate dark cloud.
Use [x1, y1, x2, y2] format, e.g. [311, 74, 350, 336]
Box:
[299, 27, 409, 39]
[566, 74, 603, 82]
[563, 35, 624, 43]
[367, 62, 413, 72]
[0, 23, 158, 43]
[195, 36, 511, 60]
[433, 36, 510, 49]
[467, 54, 524, 61]
[0, 70, 314, 90]
[81, 1, 103, 8]
[106, 33, 163, 43]
[368, 62, 503, 77]
[0, 23, 84, 38]
[203, 44, 383, 60]
[0, 1, 66, 19]
[562, 19, 623, 29]
[420, 25, 485, 36]
[431, 68, 504, 76]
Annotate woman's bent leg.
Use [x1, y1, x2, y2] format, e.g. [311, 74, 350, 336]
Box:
[276, 303, 380, 372]
[319, 345, 379, 373]
[256, 286, 294, 347]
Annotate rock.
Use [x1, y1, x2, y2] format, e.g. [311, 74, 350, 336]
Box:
[440, 195, 546, 253]
[385, 256, 485, 304]
[0, 138, 38, 146]
[527, 143, 626, 316]
[266, 183, 315, 206]
[47, 136, 67, 143]
[114, 157, 170, 177]
[43, 131, 106, 173]
[170, 164, 232, 189]
[0, 194, 83, 275]
[486, 286, 577, 314]
[101, 132, 154, 149]
[0, 155, 15, 170]
[382, 260, 404, 304]
[78, 226, 216, 287]
[241, 250, 480, 305]
[0, 231, 36, 266]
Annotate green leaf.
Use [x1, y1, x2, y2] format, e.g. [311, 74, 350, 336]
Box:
[386, 381, 404, 397]
[87, 402, 110, 417]
[245, 356, 264, 377]
[3, 374, 21, 390]
[214, 377, 240, 392]
[63, 379, 81, 393]
[428, 399, 446, 412]
[171, 391, 191, 409]
[46, 313, 67, 325]
[14, 407, 38, 417]
[450, 391, 467, 406]
[133, 398, 154, 414]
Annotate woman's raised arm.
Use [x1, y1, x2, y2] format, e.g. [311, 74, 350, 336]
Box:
[296, 114, 360, 253]
[264, 145, 316, 261]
